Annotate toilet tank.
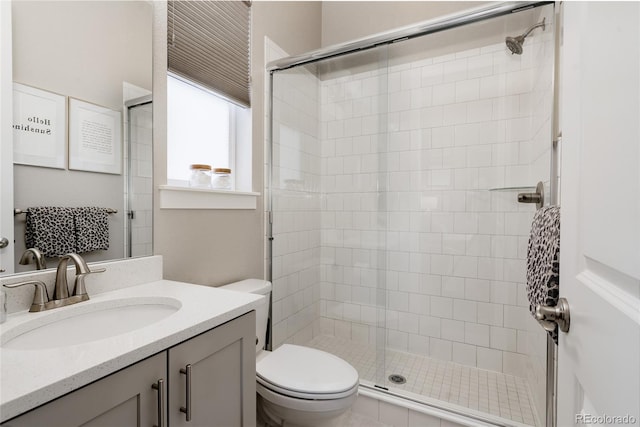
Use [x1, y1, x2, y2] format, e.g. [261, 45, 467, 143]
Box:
[220, 279, 271, 353]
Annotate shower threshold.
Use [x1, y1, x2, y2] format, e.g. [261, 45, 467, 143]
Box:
[306, 335, 539, 427]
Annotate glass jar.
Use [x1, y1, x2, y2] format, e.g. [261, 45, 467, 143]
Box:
[189, 164, 212, 188]
[211, 168, 232, 190]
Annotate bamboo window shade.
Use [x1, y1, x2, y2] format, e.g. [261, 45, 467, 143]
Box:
[168, 1, 251, 107]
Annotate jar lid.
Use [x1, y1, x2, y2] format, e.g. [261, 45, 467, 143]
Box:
[214, 168, 231, 174]
[190, 164, 212, 171]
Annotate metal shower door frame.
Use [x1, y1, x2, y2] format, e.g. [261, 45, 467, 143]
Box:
[267, 1, 553, 73]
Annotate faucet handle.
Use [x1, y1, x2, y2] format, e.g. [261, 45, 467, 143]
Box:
[3, 281, 50, 312]
[72, 267, 105, 299]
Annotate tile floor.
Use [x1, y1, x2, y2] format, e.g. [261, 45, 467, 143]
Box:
[343, 411, 391, 427]
[257, 403, 388, 427]
[306, 335, 538, 426]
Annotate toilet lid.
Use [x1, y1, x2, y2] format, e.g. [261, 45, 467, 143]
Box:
[256, 344, 359, 395]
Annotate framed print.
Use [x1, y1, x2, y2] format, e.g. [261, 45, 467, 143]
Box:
[69, 98, 122, 174]
[12, 83, 66, 169]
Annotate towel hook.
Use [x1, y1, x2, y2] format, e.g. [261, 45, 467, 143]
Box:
[517, 181, 544, 209]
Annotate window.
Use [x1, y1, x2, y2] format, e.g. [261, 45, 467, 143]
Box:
[161, 2, 256, 209]
[167, 74, 244, 189]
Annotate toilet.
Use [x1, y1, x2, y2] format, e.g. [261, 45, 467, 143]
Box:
[221, 279, 359, 427]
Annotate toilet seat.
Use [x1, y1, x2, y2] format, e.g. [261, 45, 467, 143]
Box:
[257, 381, 358, 415]
[257, 377, 359, 400]
[256, 344, 359, 400]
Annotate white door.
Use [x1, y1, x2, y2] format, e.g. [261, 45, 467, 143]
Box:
[0, 1, 15, 276]
[558, 2, 640, 426]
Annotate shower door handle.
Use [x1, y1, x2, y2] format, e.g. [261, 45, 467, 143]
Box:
[535, 298, 570, 333]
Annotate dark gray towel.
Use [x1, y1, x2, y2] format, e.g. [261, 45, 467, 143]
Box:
[526, 206, 560, 343]
[25, 207, 76, 257]
[73, 207, 109, 254]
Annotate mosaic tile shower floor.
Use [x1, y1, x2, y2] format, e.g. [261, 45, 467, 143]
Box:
[306, 335, 538, 426]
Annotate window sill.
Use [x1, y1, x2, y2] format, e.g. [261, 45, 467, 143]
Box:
[158, 185, 260, 210]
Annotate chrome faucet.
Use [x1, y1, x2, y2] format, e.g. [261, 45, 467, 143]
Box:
[54, 253, 105, 302]
[3, 253, 105, 312]
[19, 248, 47, 270]
[3, 281, 49, 312]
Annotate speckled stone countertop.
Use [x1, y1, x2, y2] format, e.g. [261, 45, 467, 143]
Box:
[0, 280, 263, 422]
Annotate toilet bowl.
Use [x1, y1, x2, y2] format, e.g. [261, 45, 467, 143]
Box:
[221, 279, 359, 427]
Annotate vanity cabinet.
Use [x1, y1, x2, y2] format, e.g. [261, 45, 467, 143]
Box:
[169, 310, 256, 427]
[2, 311, 256, 427]
[3, 352, 166, 427]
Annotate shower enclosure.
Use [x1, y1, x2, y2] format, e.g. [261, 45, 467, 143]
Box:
[125, 98, 153, 258]
[267, 2, 555, 425]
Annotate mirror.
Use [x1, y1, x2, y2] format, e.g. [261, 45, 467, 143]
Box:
[9, 0, 153, 274]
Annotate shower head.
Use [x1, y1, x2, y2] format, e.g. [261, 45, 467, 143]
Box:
[505, 17, 546, 55]
[505, 35, 525, 55]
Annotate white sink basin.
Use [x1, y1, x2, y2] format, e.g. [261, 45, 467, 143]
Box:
[1, 297, 181, 350]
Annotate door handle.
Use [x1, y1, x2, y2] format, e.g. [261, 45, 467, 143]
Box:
[0, 237, 9, 248]
[535, 297, 570, 333]
[179, 364, 192, 421]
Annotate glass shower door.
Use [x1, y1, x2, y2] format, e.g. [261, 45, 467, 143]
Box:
[125, 100, 153, 258]
[376, 5, 555, 424]
[269, 44, 390, 387]
[269, 3, 555, 424]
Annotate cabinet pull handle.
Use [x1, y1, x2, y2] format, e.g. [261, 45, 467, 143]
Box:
[151, 379, 165, 427]
[179, 364, 192, 421]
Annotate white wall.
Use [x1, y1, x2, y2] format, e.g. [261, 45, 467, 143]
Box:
[12, 1, 151, 110]
[153, 2, 322, 286]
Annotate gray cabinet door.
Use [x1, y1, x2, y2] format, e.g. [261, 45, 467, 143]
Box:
[169, 311, 256, 427]
[3, 352, 166, 427]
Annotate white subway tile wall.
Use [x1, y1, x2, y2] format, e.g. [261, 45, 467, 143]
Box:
[519, 7, 555, 424]
[268, 5, 553, 424]
[269, 40, 323, 349]
[126, 102, 153, 257]
[318, 34, 551, 384]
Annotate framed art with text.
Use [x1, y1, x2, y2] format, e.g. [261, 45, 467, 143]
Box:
[68, 98, 122, 174]
[12, 83, 66, 169]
